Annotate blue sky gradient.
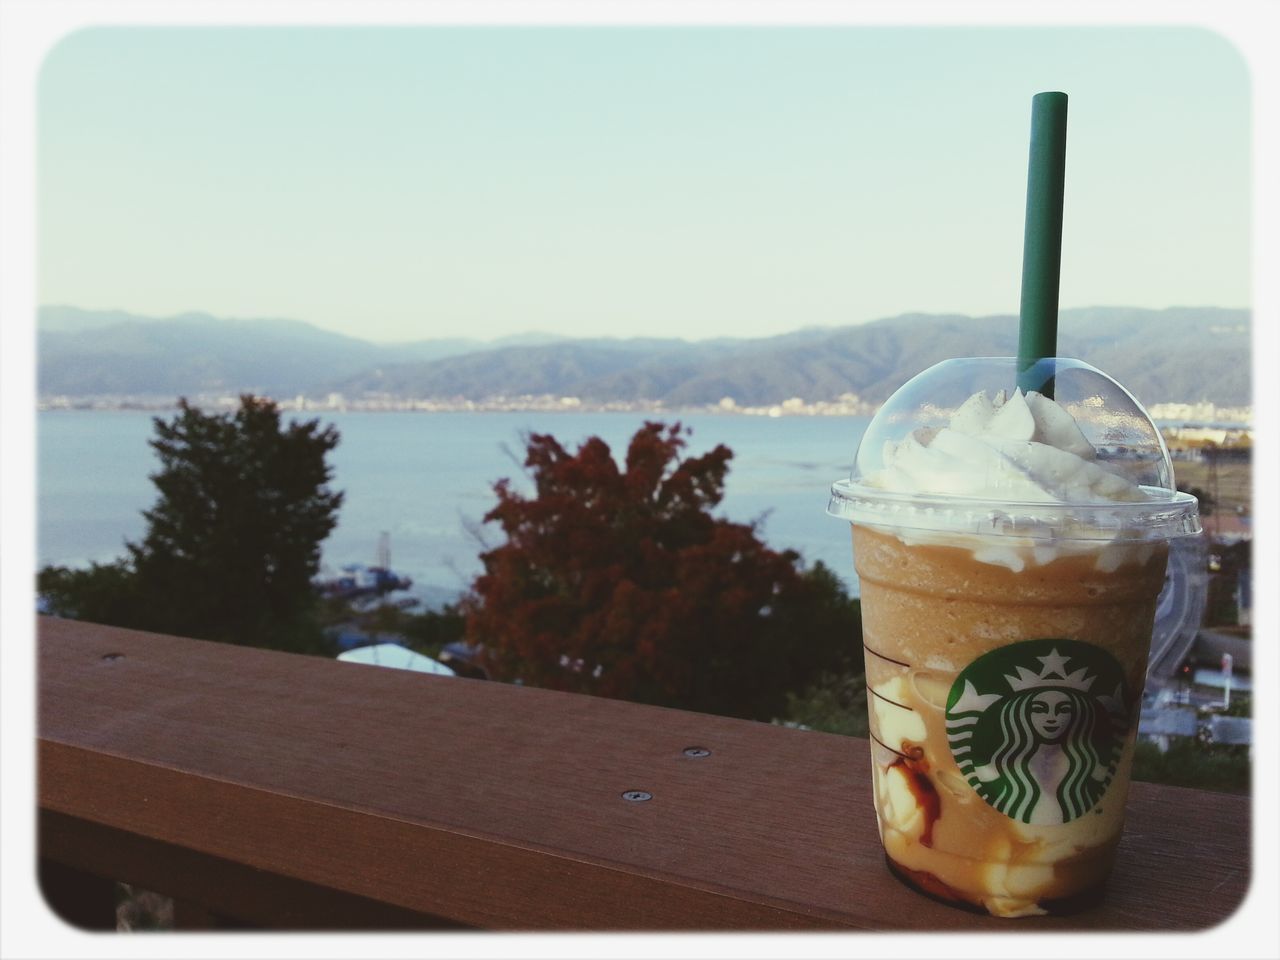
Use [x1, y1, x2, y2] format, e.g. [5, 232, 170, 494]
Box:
[38, 26, 1250, 342]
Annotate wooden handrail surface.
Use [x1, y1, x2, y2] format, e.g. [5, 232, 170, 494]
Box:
[37, 616, 1251, 930]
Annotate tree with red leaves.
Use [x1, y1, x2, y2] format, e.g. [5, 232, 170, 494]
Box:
[465, 422, 859, 721]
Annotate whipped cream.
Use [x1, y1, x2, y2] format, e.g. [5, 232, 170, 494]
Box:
[829, 377, 1199, 570]
[854, 388, 1156, 571]
[867, 388, 1145, 504]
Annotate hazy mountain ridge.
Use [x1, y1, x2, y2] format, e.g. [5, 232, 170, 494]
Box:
[39, 308, 489, 397]
[330, 307, 1251, 406]
[38, 306, 1251, 407]
[40, 311, 386, 397]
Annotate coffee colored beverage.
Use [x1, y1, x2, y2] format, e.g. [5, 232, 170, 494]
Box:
[828, 358, 1200, 918]
[854, 525, 1168, 916]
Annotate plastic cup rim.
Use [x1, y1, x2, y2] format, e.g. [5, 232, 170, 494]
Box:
[827, 478, 1202, 540]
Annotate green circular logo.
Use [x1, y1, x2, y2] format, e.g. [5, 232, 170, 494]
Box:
[945, 639, 1133, 825]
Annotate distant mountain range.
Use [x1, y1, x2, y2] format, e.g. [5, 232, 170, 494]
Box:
[37, 305, 1251, 407]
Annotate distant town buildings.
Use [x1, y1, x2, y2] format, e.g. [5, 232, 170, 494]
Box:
[39, 391, 884, 416]
[1162, 425, 1253, 448]
[1147, 401, 1252, 425]
[39, 391, 1254, 423]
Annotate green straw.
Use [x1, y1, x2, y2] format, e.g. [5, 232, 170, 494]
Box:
[1016, 91, 1068, 398]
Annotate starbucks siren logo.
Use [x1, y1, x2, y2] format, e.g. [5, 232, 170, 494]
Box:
[945, 639, 1133, 825]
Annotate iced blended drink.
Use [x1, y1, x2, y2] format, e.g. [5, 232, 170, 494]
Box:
[828, 357, 1200, 918]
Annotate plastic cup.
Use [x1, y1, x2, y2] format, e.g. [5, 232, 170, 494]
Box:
[827, 357, 1200, 918]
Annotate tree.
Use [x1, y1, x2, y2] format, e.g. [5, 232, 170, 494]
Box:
[38, 560, 143, 630]
[465, 422, 859, 721]
[1130, 738, 1249, 795]
[777, 670, 870, 738]
[40, 396, 343, 653]
[1177, 480, 1215, 518]
[398, 604, 467, 659]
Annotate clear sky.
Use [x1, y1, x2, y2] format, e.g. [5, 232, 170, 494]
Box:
[37, 26, 1250, 343]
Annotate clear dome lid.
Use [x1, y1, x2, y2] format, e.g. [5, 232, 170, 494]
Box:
[827, 357, 1201, 541]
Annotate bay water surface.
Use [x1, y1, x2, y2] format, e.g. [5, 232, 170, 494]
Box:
[38, 410, 870, 605]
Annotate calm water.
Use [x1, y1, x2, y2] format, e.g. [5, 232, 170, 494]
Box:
[37, 411, 869, 604]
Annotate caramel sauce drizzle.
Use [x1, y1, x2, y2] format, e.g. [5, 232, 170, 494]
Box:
[891, 749, 942, 848]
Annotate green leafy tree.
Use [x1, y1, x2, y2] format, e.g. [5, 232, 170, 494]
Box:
[40, 396, 343, 653]
[776, 669, 870, 738]
[38, 560, 143, 629]
[465, 422, 860, 721]
[398, 604, 467, 659]
[1130, 738, 1250, 794]
[1177, 480, 1215, 518]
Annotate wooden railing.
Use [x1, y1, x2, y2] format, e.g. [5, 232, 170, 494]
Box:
[37, 616, 1250, 931]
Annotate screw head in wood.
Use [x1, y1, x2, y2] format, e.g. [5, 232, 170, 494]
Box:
[621, 790, 652, 802]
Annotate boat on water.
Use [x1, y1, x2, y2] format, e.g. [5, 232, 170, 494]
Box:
[315, 531, 413, 600]
[315, 563, 413, 601]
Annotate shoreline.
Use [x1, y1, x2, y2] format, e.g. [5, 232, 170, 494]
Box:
[35, 395, 1255, 426]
